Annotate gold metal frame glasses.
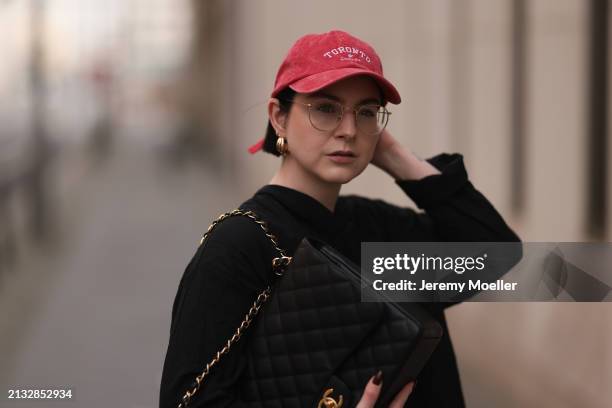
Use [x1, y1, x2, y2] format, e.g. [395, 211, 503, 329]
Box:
[286, 99, 391, 136]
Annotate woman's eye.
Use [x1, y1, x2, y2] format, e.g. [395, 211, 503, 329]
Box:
[316, 103, 339, 114]
[359, 107, 378, 117]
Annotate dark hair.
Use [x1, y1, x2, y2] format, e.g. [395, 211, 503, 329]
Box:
[263, 87, 296, 156]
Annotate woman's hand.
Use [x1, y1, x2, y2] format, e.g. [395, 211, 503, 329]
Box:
[370, 129, 399, 169]
[370, 129, 440, 181]
[355, 371, 415, 408]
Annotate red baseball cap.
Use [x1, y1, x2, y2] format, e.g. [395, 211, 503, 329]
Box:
[248, 30, 401, 154]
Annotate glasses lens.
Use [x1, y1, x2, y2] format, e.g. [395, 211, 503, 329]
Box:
[356, 105, 388, 135]
[309, 101, 343, 131]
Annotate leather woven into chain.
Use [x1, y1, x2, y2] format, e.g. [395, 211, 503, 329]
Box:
[177, 209, 290, 408]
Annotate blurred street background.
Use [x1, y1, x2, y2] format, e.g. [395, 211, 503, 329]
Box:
[0, 0, 611, 407]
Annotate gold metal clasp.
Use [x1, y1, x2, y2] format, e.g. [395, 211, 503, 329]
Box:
[317, 388, 343, 408]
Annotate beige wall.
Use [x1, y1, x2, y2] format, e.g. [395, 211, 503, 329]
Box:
[466, 0, 514, 220]
[523, 0, 588, 241]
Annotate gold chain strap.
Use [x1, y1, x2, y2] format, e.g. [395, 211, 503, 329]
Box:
[177, 209, 291, 408]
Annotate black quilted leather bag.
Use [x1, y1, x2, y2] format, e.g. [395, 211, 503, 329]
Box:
[178, 210, 442, 408]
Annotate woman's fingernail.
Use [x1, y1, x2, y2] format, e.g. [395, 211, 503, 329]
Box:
[373, 370, 383, 385]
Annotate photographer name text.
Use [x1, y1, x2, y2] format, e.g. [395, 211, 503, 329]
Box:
[372, 279, 517, 292]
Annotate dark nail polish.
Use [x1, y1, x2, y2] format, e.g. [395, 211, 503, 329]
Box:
[373, 370, 383, 385]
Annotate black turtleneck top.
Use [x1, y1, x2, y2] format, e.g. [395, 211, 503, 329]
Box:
[159, 153, 520, 408]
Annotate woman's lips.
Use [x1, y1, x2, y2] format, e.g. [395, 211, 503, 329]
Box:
[327, 151, 356, 164]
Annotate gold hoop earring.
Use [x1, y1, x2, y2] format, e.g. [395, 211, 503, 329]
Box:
[276, 136, 289, 156]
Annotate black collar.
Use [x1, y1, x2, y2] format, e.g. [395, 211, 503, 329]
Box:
[254, 184, 349, 237]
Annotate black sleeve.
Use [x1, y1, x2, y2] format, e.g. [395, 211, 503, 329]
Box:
[357, 153, 521, 309]
[390, 153, 520, 243]
[159, 216, 276, 408]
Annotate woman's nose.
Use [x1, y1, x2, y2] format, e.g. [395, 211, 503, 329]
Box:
[334, 110, 357, 140]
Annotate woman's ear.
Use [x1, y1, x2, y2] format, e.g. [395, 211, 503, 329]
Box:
[268, 98, 288, 136]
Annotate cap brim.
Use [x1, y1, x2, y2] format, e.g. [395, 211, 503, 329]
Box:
[284, 68, 401, 104]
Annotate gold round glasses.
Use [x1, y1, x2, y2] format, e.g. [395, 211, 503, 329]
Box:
[288, 99, 391, 136]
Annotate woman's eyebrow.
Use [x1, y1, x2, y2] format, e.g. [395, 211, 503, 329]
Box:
[357, 97, 382, 105]
[308, 91, 381, 105]
[309, 91, 341, 101]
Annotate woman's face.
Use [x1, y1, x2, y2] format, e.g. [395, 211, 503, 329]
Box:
[280, 75, 383, 186]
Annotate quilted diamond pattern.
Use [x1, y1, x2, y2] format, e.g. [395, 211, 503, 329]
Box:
[240, 238, 442, 408]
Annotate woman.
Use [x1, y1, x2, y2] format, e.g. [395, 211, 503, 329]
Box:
[160, 30, 520, 408]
